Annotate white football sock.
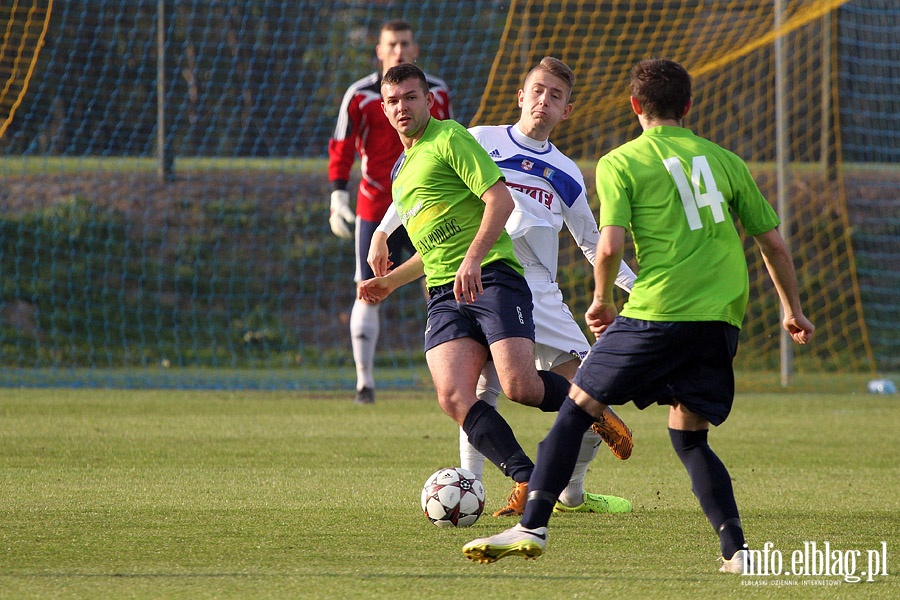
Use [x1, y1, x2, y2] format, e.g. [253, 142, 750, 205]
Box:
[459, 362, 501, 480]
[557, 429, 602, 506]
[350, 299, 379, 391]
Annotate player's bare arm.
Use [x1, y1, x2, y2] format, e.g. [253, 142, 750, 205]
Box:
[358, 253, 424, 304]
[753, 228, 815, 344]
[455, 180, 515, 304]
[367, 230, 392, 277]
[368, 203, 402, 277]
[586, 225, 626, 337]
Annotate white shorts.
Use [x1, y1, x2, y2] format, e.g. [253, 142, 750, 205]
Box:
[528, 274, 591, 371]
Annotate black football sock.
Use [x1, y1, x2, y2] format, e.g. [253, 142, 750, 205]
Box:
[717, 518, 746, 560]
[537, 370, 570, 412]
[669, 428, 745, 559]
[462, 400, 533, 483]
[520, 398, 595, 529]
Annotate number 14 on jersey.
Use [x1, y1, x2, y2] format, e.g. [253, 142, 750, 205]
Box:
[663, 155, 726, 230]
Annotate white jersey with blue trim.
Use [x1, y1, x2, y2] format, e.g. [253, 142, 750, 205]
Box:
[468, 124, 599, 283]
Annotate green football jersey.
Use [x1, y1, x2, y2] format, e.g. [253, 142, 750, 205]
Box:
[595, 126, 780, 327]
[392, 118, 522, 288]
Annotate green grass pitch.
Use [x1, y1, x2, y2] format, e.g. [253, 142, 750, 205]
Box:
[0, 379, 897, 598]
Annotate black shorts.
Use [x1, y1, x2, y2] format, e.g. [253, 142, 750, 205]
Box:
[423, 262, 534, 352]
[572, 317, 740, 426]
[355, 217, 415, 282]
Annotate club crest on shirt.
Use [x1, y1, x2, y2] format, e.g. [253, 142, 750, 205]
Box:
[397, 198, 421, 224]
[521, 159, 534, 171]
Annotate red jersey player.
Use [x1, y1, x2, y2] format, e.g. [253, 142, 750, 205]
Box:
[327, 19, 452, 404]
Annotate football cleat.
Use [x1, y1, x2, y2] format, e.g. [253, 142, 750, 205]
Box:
[462, 523, 547, 563]
[719, 549, 752, 574]
[591, 407, 633, 460]
[553, 492, 632, 514]
[492, 481, 528, 517]
[354, 387, 375, 404]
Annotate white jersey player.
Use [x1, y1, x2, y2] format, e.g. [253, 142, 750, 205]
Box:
[468, 123, 635, 367]
[460, 122, 636, 513]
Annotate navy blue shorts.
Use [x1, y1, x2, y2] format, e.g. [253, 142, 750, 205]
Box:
[355, 217, 415, 282]
[572, 317, 740, 426]
[423, 262, 535, 352]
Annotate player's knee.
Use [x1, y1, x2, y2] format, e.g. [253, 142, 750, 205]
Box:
[436, 392, 472, 425]
[501, 376, 542, 406]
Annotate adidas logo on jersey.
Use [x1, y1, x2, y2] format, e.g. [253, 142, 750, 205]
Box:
[489, 148, 501, 158]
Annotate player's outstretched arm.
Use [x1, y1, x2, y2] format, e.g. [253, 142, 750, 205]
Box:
[586, 225, 626, 337]
[562, 193, 636, 293]
[753, 228, 814, 344]
[358, 253, 425, 304]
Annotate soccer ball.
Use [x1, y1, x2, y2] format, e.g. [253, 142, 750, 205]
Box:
[421, 467, 486, 528]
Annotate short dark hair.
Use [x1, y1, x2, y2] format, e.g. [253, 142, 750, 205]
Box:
[630, 59, 691, 121]
[381, 19, 413, 35]
[382, 63, 428, 94]
[524, 57, 576, 102]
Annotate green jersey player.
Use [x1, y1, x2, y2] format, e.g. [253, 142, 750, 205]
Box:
[387, 116, 521, 288]
[358, 63, 575, 501]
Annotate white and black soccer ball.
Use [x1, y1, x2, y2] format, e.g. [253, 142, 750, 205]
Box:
[421, 467, 486, 528]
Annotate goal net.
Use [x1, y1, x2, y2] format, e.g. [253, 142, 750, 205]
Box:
[0, 1, 896, 388]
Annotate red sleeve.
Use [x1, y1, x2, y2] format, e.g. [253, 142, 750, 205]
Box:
[328, 92, 361, 185]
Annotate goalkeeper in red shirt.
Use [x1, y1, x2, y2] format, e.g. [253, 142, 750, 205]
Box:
[327, 19, 452, 404]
